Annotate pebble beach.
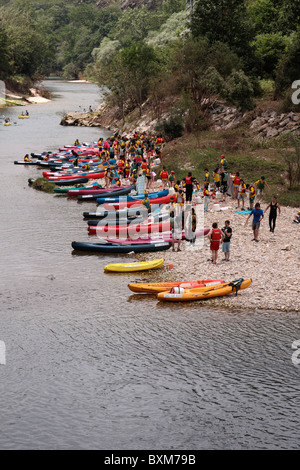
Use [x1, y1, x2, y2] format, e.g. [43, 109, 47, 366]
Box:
[130, 183, 300, 313]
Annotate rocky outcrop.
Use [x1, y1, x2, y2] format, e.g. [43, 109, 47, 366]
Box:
[249, 110, 300, 141]
[60, 99, 300, 141]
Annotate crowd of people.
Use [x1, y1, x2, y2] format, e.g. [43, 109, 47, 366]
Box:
[72, 132, 297, 263]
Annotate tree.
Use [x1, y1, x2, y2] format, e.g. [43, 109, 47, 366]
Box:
[190, 0, 255, 69]
[0, 24, 11, 79]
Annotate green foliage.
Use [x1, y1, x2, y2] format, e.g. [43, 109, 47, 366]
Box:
[252, 32, 288, 78]
[225, 70, 255, 110]
[155, 114, 184, 140]
[274, 30, 300, 97]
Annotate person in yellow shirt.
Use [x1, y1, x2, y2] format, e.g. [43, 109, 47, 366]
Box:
[212, 168, 221, 191]
[255, 176, 270, 201]
[237, 179, 247, 210]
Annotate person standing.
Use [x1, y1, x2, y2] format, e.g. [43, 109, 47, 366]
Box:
[255, 176, 270, 201]
[237, 179, 246, 210]
[232, 172, 241, 200]
[183, 172, 194, 202]
[203, 183, 210, 212]
[190, 207, 197, 244]
[207, 222, 224, 264]
[222, 220, 232, 261]
[245, 202, 264, 242]
[265, 196, 281, 232]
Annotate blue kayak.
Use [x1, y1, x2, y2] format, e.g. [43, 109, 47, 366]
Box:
[96, 189, 168, 204]
[71, 240, 172, 254]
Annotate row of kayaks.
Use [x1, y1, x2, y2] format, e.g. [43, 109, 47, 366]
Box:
[132, 278, 252, 302]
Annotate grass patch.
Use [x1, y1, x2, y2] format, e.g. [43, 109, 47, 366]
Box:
[31, 177, 55, 193]
[158, 129, 300, 207]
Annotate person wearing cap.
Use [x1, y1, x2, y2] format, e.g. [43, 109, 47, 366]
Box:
[220, 155, 227, 172]
[168, 170, 175, 188]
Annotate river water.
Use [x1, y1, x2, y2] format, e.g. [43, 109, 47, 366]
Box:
[0, 79, 299, 450]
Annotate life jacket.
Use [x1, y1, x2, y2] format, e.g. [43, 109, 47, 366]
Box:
[203, 188, 209, 197]
[185, 176, 192, 185]
[257, 179, 265, 189]
[211, 228, 222, 242]
[249, 185, 256, 197]
[233, 175, 241, 186]
[204, 172, 210, 182]
[161, 170, 168, 179]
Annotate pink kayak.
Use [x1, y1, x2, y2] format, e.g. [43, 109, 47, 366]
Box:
[101, 228, 209, 244]
[67, 185, 131, 196]
[88, 220, 172, 237]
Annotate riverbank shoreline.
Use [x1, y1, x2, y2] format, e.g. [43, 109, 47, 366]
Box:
[135, 185, 300, 312]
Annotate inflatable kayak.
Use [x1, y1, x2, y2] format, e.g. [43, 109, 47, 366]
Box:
[104, 194, 175, 210]
[88, 212, 169, 229]
[96, 189, 168, 204]
[83, 207, 143, 219]
[71, 241, 172, 254]
[54, 183, 103, 194]
[52, 177, 89, 186]
[77, 185, 135, 201]
[128, 279, 225, 293]
[104, 258, 165, 273]
[105, 228, 209, 244]
[67, 185, 131, 196]
[87, 220, 171, 237]
[157, 278, 252, 301]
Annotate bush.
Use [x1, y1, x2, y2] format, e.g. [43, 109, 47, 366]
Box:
[225, 70, 255, 110]
[155, 115, 184, 141]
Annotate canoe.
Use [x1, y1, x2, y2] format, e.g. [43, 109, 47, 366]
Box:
[104, 258, 165, 273]
[104, 194, 175, 210]
[157, 278, 252, 301]
[128, 279, 225, 293]
[87, 220, 171, 237]
[96, 189, 168, 204]
[71, 241, 172, 254]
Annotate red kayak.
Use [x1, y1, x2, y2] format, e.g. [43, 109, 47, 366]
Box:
[46, 171, 105, 181]
[101, 228, 210, 244]
[103, 195, 175, 210]
[88, 221, 172, 237]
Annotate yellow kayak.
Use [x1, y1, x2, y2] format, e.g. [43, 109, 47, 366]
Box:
[128, 279, 225, 293]
[157, 278, 252, 302]
[104, 258, 165, 273]
[3, 122, 11, 126]
[18, 115, 29, 119]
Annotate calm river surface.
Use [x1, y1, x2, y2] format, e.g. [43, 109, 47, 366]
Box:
[0, 80, 299, 450]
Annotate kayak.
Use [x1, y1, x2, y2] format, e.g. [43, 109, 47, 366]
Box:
[52, 177, 89, 186]
[3, 122, 11, 126]
[14, 160, 40, 165]
[87, 220, 171, 237]
[83, 206, 143, 219]
[46, 171, 105, 181]
[54, 183, 103, 194]
[71, 241, 172, 254]
[128, 279, 225, 293]
[104, 228, 210, 244]
[104, 258, 165, 273]
[104, 194, 175, 210]
[67, 185, 131, 196]
[96, 189, 168, 204]
[88, 212, 169, 229]
[157, 278, 252, 301]
[77, 185, 135, 201]
[18, 115, 29, 119]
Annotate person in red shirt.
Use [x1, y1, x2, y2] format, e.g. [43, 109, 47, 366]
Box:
[160, 166, 169, 189]
[232, 172, 241, 200]
[183, 172, 195, 202]
[207, 222, 224, 264]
